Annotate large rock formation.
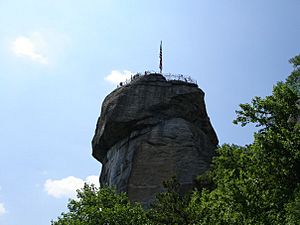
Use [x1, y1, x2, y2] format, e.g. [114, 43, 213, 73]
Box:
[92, 73, 218, 206]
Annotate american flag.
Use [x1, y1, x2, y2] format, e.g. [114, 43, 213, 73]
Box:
[159, 41, 162, 73]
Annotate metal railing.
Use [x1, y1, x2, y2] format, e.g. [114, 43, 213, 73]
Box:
[163, 73, 197, 85]
[116, 71, 197, 88]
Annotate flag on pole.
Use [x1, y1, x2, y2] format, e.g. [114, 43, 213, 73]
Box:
[159, 41, 163, 74]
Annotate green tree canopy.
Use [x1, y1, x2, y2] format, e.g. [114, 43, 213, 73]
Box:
[187, 54, 300, 225]
[51, 184, 150, 225]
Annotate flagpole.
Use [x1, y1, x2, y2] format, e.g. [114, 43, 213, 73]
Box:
[159, 41, 163, 74]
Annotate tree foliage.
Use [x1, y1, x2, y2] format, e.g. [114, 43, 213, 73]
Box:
[52, 55, 300, 225]
[186, 54, 299, 225]
[51, 184, 150, 225]
[147, 177, 190, 225]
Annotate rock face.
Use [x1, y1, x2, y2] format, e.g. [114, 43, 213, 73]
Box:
[92, 73, 218, 206]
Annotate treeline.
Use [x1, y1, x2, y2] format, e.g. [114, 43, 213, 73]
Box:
[52, 55, 300, 225]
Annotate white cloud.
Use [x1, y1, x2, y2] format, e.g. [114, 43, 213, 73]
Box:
[104, 70, 134, 84]
[85, 175, 99, 185]
[11, 30, 70, 65]
[0, 202, 6, 216]
[44, 175, 99, 199]
[12, 32, 48, 64]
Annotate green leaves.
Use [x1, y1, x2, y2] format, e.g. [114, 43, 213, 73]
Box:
[188, 55, 300, 224]
[285, 186, 300, 225]
[289, 55, 300, 68]
[234, 82, 298, 132]
[51, 184, 150, 225]
[147, 177, 191, 225]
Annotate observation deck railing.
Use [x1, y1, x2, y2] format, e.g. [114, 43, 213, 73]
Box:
[116, 71, 197, 88]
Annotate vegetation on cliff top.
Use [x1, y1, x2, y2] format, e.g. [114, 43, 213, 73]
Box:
[52, 55, 300, 225]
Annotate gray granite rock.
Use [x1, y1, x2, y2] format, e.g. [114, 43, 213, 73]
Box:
[92, 73, 218, 206]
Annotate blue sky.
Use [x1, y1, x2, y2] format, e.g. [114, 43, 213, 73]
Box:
[0, 0, 299, 224]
